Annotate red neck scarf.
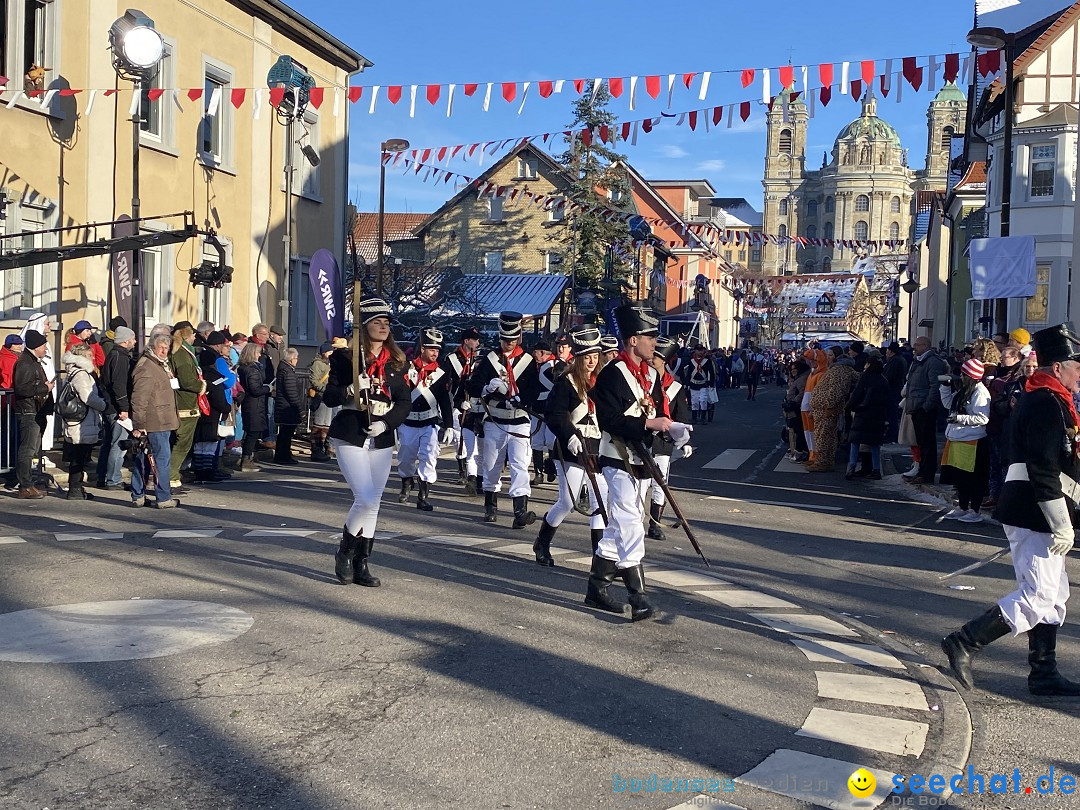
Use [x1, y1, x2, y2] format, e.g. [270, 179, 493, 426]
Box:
[1026, 370, 1080, 433]
[412, 356, 439, 386]
[617, 351, 664, 417]
[366, 347, 391, 396]
[501, 345, 524, 398]
[457, 347, 474, 376]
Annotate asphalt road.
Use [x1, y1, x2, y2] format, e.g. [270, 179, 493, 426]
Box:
[1, 381, 1077, 810]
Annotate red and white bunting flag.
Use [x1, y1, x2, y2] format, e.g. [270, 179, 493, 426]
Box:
[741, 68, 755, 88]
[779, 65, 794, 89]
[645, 75, 661, 99]
[861, 60, 875, 86]
[840, 62, 849, 94]
[483, 83, 492, 112]
[517, 82, 530, 114]
[628, 75, 637, 110]
[903, 57, 923, 91]
[620, 121, 631, 140]
[944, 52, 960, 83]
[851, 79, 862, 101]
[501, 82, 516, 103]
[387, 85, 402, 104]
[928, 55, 938, 91]
[682, 72, 696, 90]
[408, 85, 416, 117]
[573, 78, 585, 94]
[712, 106, 722, 125]
[608, 77, 623, 97]
[446, 83, 455, 117]
[426, 84, 440, 105]
[762, 68, 770, 104]
[187, 88, 203, 102]
[688, 110, 698, 131]
[538, 80, 553, 98]
[740, 101, 751, 121]
[463, 83, 478, 96]
[819, 62, 834, 88]
[369, 85, 379, 114]
[698, 71, 711, 100]
[667, 73, 676, 107]
[231, 88, 245, 109]
[348, 86, 363, 103]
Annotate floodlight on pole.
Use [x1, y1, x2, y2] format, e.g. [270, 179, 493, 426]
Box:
[109, 9, 164, 79]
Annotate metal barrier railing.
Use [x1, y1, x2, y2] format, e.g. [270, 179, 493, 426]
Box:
[0, 388, 13, 474]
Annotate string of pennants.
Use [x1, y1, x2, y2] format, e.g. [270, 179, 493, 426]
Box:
[0, 49, 1000, 124]
[394, 155, 909, 257]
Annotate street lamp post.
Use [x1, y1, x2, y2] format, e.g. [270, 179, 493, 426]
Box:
[376, 138, 410, 300]
[109, 10, 164, 348]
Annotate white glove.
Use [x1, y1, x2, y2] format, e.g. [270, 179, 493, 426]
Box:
[484, 378, 508, 396]
[679, 444, 694, 460]
[440, 427, 457, 445]
[567, 434, 584, 456]
[355, 376, 371, 391]
[668, 421, 693, 448]
[1038, 498, 1075, 555]
[365, 421, 387, 438]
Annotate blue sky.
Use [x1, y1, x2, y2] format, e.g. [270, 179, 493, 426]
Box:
[294, 0, 978, 216]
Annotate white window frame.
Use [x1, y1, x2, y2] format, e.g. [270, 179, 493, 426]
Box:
[516, 156, 538, 179]
[289, 255, 324, 345]
[1, 190, 58, 319]
[487, 195, 503, 222]
[137, 222, 174, 329]
[1029, 143, 1056, 199]
[484, 251, 503, 274]
[199, 57, 235, 170]
[544, 251, 562, 273]
[608, 187, 623, 204]
[139, 38, 176, 151]
[548, 197, 565, 222]
[2, 0, 64, 117]
[197, 235, 232, 327]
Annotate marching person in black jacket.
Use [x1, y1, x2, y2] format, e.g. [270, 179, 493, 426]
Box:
[325, 296, 411, 587]
[588, 304, 672, 621]
[467, 311, 541, 527]
[95, 325, 136, 489]
[274, 347, 304, 465]
[12, 330, 55, 498]
[685, 343, 716, 423]
[943, 323, 1080, 696]
[397, 328, 453, 511]
[441, 327, 482, 493]
[647, 336, 694, 540]
[192, 332, 233, 484]
[534, 326, 609, 565]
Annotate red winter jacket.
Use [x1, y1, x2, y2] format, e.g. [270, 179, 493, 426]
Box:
[0, 346, 18, 389]
[65, 333, 105, 371]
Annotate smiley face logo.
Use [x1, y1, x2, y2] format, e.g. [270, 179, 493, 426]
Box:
[848, 768, 876, 798]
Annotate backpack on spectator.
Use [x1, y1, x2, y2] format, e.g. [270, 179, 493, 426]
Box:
[57, 371, 89, 424]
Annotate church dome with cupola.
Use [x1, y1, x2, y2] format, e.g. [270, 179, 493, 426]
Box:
[833, 95, 903, 150]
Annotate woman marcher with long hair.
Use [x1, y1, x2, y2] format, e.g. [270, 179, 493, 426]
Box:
[237, 341, 270, 471]
[939, 358, 991, 523]
[324, 297, 411, 587]
[533, 326, 609, 564]
[60, 343, 107, 499]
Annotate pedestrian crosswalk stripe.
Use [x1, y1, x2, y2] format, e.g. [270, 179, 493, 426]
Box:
[55, 532, 124, 542]
[493, 543, 577, 558]
[790, 638, 905, 669]
[645, 569, 732, 588]
[815, 671, 929, 711]
[773, 456, 808, 473]
[750, 613, 859, 637]
[153, 529, 224, 539]
[0, 536, 27, 544]
[244, 529, 320, 537]
[736, 749, 897, 810]
[703, 449, 757, 470]
[693, 589, 798, 609]
[413, 534, 491, 547]
[796, 707, 929, 757]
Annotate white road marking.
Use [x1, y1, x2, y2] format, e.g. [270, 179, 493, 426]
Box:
[153, 529, 224, 539]
[666, 797, 746, 809]
[244, 529, 320, 537]
[0, 536, 27, 544]
[773, 455, 809, 474]
[796, 707, 928, 757]
[55, 532, 124, 542]
[790, 638, 905, 669]
[750, 613, 860, 637]
[736, 749, 898, 810]
[815, 671, 929, 711]
[693, 589, 799, 609]
[703, 449, 757, 470]
[491, 543, 577, 558]
[645, 569, 732, 588]
[707, 496, 842, 512]
[413, 534, 492, 547]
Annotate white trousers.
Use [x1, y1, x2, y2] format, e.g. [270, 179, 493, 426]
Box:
[650, 454, 672, 506]
[547, 460, 609, 530]
[481, 421, 531, 497]
[460, 427, 480, 475]
[530, 417, 554, 452]
[598, 467, 650, 569]
[397, 424, 439, 483]
[332, 439, 393, 538]
[998, 524, 1071, 634]
[690, 388, 710, 411]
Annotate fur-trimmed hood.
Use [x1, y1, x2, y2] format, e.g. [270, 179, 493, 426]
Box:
[62, 351, 96, 373]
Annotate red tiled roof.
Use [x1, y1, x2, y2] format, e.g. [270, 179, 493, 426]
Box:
[351, 212, 428, 263]
[956, 161, 987, 191]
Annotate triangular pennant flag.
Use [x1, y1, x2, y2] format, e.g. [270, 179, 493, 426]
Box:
[740, 101, 751, 121]
[698, 71, 711, 100]
[712, 105, 722, 125]
[517, 82, 529, 114]
[903, 57, 923, 91]
[421, 148, 431, 163]
[591, 77, 602, 101]
[779, 65, 794, 89]
[667, 73, 676, 107]
[369, 85, 379, 114]
[598, 124, 609, 143]
[147, 88, 164, 102]
[483, 82, 492, 111]
[620, 121, 631, 140]
[463, 83, 478, 96]
[408, 85, 416, 117]
[628, 75, 637, 110]
[820, 85, 832, 107]
[645, 75, 660, 98]
[682, 72, 696, 89]
[580, 128, 592, 147]
[819, 63, 834, 88]
[437, 146, 447, 161]
[608, 77, 623, 97]
[187, 88, 203, 102]
[253, 88, 263, 119]
[741, 68, 755, 88]
[501, 82, 516, 103]
[231, 88, 246, 109]
[426, 84, 440, 105]
[573, 78, 585, 94]
[538, 80, 553, 98]
[387, 85, 402, 104]
[451, 144, 463, 157]
[944, 52, 960, 83]
[880, 74, 889, 97]
[348, 86, 363, 103]
[861, 60, 875, 86]
[641, 118, 653, 133]
[207, 85, 222, 116]
[688, 110, 697, 131]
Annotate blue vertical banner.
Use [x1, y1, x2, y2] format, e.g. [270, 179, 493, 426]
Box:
[308, 249, 344, 340]
[110, 215, 135, 329]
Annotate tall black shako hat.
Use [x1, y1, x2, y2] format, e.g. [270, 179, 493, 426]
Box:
[654, 336, 678, 363]
[420, 328, 444, 349]
[570, 326, 602, 357]
[498, 311, 523, 341]
[600, 335, 619, 353]
[613, 303, 659, 339]
[358, 296, 391, 325]
[1032, 322, 1080, 365]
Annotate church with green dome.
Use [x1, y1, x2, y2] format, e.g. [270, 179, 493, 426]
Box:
[761, 84, 967, 276]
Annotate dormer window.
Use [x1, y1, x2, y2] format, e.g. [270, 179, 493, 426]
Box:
[816, 292, 836, 314]
[517, 156, 538, 179]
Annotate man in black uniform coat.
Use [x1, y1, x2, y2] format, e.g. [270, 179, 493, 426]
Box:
[942, 322, 1080, 696]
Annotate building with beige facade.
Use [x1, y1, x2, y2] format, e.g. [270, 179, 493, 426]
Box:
[0, 0, 368, 351]
[761, 85, 967, 277]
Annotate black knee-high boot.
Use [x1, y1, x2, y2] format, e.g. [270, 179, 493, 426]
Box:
[590, 528, 604, 554]
[1028, 623, 1080, 696]
[585, 555, 625, 613]
[398, 476, 413, 503]
[941, 605, 1012, 689]
[532, 517, 557, 566]
[335, 526, 359, 585]
[622, 564, 655, 622]
[416, 481, 434, 511]
[353, 534, 381, 587]
[531, 451, 545, 485]
[484, 491, 498, 522]
[512, 495, 536, 529]
[647, 502, 666, 540]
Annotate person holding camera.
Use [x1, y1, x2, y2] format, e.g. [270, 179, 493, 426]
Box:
[938, 360, 991, 522]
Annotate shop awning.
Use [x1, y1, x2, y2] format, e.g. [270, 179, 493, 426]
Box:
[432, 273, 569, 319]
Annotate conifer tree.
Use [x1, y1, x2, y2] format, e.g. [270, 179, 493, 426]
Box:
[558, 85, 632, 292]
